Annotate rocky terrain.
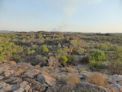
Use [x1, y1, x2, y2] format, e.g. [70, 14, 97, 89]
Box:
[0, 61, 121, 92]
[0, 32, 122, 92]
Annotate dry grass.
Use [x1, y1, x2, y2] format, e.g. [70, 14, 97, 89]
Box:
[66, 73, 81, 85]
[65, 66, 78, 73]
[88, 72, 108, 87]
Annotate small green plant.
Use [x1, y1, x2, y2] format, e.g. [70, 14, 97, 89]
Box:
[56, 47, 68, 55]
[41, 44, 49, 53]
[27, 48, 35, 55]
[59, 56, 69, 66]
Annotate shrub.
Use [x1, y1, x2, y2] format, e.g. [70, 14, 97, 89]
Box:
[27, 48, 35, 55]
[90, 49, 107, 61]
[56, 48, 68, 55]
[41, 44, 49, 53]
[89, 49, 107, 69]
[59, 56, 69, 66]
[89, 60, 107, 69]
[77, 48, 85, 55]
[48, 56, 59, 67]
[38, 32, 43, 39]
[0, 42, 23, 61]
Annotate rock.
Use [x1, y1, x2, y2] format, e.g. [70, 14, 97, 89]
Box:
[5, 77, 22, 84]
[13, 81, 30, 92]
[81, 71, 93, 78]
[11, 84, 20, 91]
[79, 74, 86, 80]
[23, 78, 47, 92]
[0, 82, 12, 91]
[108, 75, 122, 92]
[108, 75, 122, 85]
[0, 76, 4, 80]
[14, 63, 35, 76]
[0, 67, 4, 74]
[42, 72, 56, 86]
[23, 68, 40, 78]
[4, 69, 15, 77]
[47, 82, 108, 92]
[37, 74, 45, 84]
[71, 55, 89, 65]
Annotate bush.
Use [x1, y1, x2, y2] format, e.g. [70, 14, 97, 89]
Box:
[59, 56, 69, 66]
[48, 56, 59, 67]
[27, 48, 35, 55]
[0, 42, 23, 61]
[77, 48, 85, 55]
[90, 49, 107, 61]
[89, 49, 107, 69]
[56, 48, 68, 55]
[41, 44, 49, 53]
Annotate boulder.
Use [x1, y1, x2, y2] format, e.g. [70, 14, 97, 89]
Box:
[42, 72, 56, 86]
[36, 74, 45, 84]
[0, 76, 4, 80]
[23, 78, 47, 92]
[4, 77, 22, 84]
[23, 68, 40, 78]
[0, 82, 12, 92]
[13, 81, 30, 92]
[11, 84, 20, 91]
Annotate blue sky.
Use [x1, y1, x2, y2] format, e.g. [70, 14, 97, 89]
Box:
[0, 0, 122, 32]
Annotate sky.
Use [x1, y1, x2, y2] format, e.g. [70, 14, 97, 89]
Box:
[0, 0, 122, 33]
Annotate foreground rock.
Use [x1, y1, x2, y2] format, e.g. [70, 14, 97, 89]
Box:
[108, 75, 122, 92]
[47, 82, 107, 92]
[0, 62, 122, 92]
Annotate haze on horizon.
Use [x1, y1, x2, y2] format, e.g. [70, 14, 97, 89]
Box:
[0, 0, 122, 33]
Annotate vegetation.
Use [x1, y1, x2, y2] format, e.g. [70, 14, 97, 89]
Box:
[41, 44, 49, 53]
[0, 32, 122, 75]
[89, 49, 107, 69]
[59, 56, 69, 66]
[110, 60, 122, 74]
[66, 74, 81, 85]
[88, 72, 107, 87]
